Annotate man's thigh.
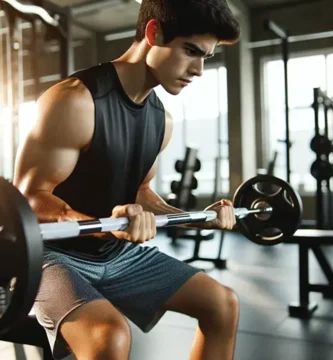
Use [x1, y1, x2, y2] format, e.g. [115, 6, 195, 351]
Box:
[33, 251, 106, 359]
[161, 272, 237, 318]
[98, 244, 202, 332]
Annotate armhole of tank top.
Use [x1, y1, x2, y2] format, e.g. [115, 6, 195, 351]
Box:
[148, 94, 166, 154]
[158, 111, 167, 153]
[68, 75, 99, 156]
[156, 96, 167, 154]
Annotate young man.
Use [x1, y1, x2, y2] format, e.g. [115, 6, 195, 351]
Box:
[14, 0, 241, 359]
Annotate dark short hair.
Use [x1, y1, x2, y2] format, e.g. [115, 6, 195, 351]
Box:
[135, 0, 240, 45]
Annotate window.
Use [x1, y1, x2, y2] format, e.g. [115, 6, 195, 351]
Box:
[264, 53, 333, 193]
[155, 66, 229, 196]
[328, 54, 333, 97]
[0, 101, 37, 179]
[18, 101, 37, 145]
[154, 86, 186, 194]
[0, 106, 12, 180]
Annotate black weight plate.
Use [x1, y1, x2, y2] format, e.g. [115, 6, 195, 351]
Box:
[310, 135, 332, 155]
[0, 178, 43, 334]
[310, 159, 333, 181]
[194, 159, 201, 172]
[171, 180, 180, 194]
[233, 175, 303, 246]
[175, 160, 184, 173]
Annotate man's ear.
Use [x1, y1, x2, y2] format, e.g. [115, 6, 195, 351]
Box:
[145, 19, 163, 46]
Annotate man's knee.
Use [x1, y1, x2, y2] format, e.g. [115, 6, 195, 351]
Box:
[73, 320, 131, 360]
[90, 321, 131, 356]
[199, 285, 239, 330]
[60, 300, 131, 359]
[221, 286, 239, 314]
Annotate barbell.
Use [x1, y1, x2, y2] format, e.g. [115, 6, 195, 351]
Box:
[0, 174, 303, 334]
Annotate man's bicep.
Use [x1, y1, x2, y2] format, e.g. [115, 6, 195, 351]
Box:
[14, 133, 80, 194]
[14, 80, 93, 194]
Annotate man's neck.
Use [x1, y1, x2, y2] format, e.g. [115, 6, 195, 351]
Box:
[112, 42, 158, 105]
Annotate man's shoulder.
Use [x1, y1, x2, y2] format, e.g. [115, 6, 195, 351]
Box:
[69, 62, 104, 77]
[41, 77, 91, 106]
[148, 90, 165, 114]
[33, 77, 95, 150]
[68, 63, 116, 99]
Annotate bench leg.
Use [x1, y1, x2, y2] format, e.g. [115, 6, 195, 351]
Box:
[311, 246, 333, 299]
[288, 244, 318, 318]
[183, 230, 228, 269]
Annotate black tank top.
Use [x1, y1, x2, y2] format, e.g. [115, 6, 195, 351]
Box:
[46, 62, 166, 261]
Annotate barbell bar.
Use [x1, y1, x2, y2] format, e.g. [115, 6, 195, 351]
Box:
[39, 207, 274, 241]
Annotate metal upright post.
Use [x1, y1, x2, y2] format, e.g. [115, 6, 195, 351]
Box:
[6, 10, 19, 181]
[282, 36, 291, 183]
[59, 7, 73, 78]
[265, 20, 291, 183]
[313, 88, 323, 228]
[31, 20, 40, 99]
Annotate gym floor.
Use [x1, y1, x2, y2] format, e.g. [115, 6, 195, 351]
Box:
[1, 230, 333, 360]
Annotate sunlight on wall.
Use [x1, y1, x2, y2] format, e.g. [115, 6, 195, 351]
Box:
[18, 101, 38, 145]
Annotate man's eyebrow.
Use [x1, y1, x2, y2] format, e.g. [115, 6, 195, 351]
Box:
[184, 42, 215, 58]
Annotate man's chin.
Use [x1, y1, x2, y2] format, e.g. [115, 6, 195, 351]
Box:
[162, 84, 182, 96]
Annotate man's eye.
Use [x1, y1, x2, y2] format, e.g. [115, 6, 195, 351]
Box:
[185, 48, 198, 56]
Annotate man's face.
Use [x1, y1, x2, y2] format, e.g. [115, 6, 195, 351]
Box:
[146, 33, 218, 95]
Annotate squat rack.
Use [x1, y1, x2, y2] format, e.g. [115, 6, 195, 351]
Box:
[313, 88, 333, 229]
[248, 21, 333, 183]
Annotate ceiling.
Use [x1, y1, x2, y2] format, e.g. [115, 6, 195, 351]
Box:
[49, 0, 141, 34]
[45, 0, 322, 37]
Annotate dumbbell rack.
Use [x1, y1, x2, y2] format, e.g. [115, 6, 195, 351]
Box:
[166, 147, 227, 269]
[310, 88, 333, 229]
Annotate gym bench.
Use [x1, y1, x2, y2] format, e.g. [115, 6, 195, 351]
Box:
[286, 229, 333, 318]
[0, 315, 53, 360]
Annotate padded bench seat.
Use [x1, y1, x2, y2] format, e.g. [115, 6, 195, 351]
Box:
[286, 229, 333, 244]
[0, 315, 53, 359]
[284, 229, 333, 318]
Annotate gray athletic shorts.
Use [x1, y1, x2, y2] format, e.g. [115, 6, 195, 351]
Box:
[33, 241, 201, 360]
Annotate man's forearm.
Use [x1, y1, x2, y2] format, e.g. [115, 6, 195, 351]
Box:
[25, 190, 93, 223]
[25, 190, 113, 238]
[136, 186, 184, 215]
[136, 186, 210, 229]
